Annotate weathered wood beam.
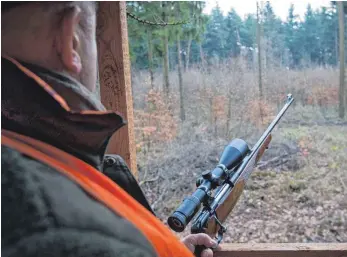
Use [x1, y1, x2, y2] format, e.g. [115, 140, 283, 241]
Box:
[97, 1, 137, 177]
[215, 243, 347, 257]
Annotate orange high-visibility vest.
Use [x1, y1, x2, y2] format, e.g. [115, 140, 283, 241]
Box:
[2, 129, 194, 257]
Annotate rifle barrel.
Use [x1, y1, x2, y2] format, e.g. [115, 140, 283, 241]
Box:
[231, 94, 294, 182]
[252, 94, 294, 155]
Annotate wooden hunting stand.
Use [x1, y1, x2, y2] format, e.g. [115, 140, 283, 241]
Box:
[96, 2, 347, 256]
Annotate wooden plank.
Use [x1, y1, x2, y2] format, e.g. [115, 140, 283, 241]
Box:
[96, 1, 137, 177]
[215, 243, 347, 257]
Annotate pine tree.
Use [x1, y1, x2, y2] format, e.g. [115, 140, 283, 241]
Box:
[203, 5, 226, 61]
[224, 8, 243, 58]
[262, 1, 286, 68]
[285, 4, 303, 68]
[302, 4, 320, 65]
[317, 5, 338, 66]
[243, 14, 257, 48]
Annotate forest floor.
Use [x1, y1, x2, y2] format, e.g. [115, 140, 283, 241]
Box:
[138, 123, 347, 243]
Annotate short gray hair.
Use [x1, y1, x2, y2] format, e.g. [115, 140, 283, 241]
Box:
[1, 1, 96, 37]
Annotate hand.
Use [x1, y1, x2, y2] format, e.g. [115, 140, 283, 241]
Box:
[181, 233, 221, 257]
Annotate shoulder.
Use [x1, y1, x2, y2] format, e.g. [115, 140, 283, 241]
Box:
[1, 146, 157, 257]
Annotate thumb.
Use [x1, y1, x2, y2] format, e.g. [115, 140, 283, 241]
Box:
[196, 233, 218, 248]
[186, 233, 218, 248]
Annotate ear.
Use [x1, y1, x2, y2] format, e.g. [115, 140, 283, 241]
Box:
[56, 6, 82, 74]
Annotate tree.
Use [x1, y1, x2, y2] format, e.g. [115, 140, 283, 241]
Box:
[181, 2, 208, 70]
[127, 2, 149, 69]
[241, 14, 257, 68]
[203, 5, 226, 61]
[302, 4, 320, 65]
[147, 28, 155, 88]
[262, 1, 286, 68]
[242, 14, 257, 48]
[285, 4, 303, 68]
[224, 8, 243, 58]
[317, 5, 339, 66]
[174, 2, 186, 121]
[256, 1, 263, 98]
[127, 1, 164, 87]
[161, 2, 170, 96]
[338, 1, 345, 118]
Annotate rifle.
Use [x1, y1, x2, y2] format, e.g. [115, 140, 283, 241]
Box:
[168, 94, 294, 256]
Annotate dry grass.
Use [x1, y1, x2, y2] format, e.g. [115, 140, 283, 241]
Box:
[131, 62, 347, 243]
[220, 125, 347, 243]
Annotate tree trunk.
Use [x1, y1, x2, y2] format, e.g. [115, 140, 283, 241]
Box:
[257, 1, 264, 124]
[338, 1, 345, 118]
[256, 2, 263, 99]
[185, 32, 192, 71]
[147, 29, 154, 89]
[163, 32, 170, 95]
[177, 33, 185, 121]
[199, 42, 206, 70]
[336, 22, 339, 66]
[226, 91, 232, 138]
[162, 3, 170, 96]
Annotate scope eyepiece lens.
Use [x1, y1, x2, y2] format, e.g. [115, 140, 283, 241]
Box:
[168, 212, 187, 232]
[172, 218, 183, 228]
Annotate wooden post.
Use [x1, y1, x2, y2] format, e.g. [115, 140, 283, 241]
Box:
[215, 243, 347, 257]
[97, 1, 137, 177]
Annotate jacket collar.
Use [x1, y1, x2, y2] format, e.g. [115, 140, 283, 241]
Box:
[1, 56, 125, 170]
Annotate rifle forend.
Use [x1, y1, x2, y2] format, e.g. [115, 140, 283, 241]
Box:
[168, 94, 294, 249]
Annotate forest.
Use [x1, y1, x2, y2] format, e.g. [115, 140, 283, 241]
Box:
[126, 1, 347, 244]
[127, 1, 346, 71]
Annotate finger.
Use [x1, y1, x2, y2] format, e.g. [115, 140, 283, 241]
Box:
[195, 233, 218, 248]
[201, 248, 213, 257]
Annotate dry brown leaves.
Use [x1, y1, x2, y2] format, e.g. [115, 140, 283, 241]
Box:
[246, 99, 276, 128]
[134, 89, 177, 152]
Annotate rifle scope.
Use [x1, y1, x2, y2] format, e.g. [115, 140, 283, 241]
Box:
[168, 139, 249, 232]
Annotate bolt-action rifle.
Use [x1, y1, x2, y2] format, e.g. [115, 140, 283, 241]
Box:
[168, 94, 294, 256]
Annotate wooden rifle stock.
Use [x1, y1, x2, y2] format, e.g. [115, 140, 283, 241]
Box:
[256, 134, 272, 163]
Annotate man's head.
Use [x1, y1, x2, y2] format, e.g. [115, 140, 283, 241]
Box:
[2, 1, 98, 92]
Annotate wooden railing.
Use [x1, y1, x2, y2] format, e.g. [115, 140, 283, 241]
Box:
[215, 243, 347, 257]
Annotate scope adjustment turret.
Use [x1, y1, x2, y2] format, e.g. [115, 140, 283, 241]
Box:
[202, 170, 212, 180]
